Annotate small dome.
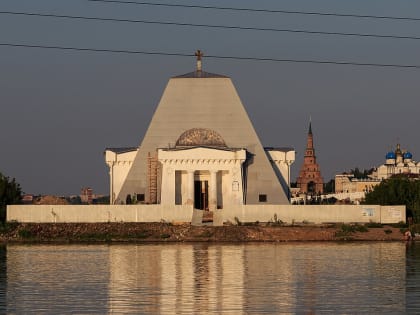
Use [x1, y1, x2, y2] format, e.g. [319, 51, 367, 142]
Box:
[176, 128, 227, 147]
[386, 151, 396, 159]
[404, 152, 413, 159]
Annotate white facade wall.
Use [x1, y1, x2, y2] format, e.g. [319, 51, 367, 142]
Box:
[7, 205, 405, 224]
[221, 205, 405, 224]
[7, 205, 193, 223]
[376, 162, 420, 180]
[266, 150, 295, 187]
[105, 150, 138, 204]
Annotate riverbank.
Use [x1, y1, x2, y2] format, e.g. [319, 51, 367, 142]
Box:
[0, 222, 408, 243]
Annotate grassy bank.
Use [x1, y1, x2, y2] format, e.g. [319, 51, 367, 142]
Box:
[0, 221, 409, 243]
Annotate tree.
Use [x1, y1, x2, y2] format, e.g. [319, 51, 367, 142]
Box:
[350, 167, 374, 179]
[324, 179, 335, 193]
[93, 196, 110, 204]
[66, 195, 82, 205]
[363, 177, 420, 222]
[0, 172, 23, 222]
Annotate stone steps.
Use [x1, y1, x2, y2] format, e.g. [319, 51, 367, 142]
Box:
[202, 210, 213, 223]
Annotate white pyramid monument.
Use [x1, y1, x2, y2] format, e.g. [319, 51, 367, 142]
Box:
[111, 51, 291, 207]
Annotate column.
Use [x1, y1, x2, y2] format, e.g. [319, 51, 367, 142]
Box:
[209, 170, 217, 211]
[286, 161, 291, 199]
[161, 164, 175, 205]
[109, 162, 114, 204]
[186, 170, 195, 206]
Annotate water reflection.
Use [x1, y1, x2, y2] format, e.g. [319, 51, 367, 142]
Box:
[242, 243, 406, 314]
[108, 244, 245, 314]
[0, 246, 6, 312]
[405, 243, 420, 313]
[107, 243, 407, 314]
[6, 245, 109, 314]
[1, 243, 412, 314]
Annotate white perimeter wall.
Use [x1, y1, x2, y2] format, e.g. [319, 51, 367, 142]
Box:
[7, 205, 193, 223]
[221, 205, 405, 224]
[7, 204, 405, 224]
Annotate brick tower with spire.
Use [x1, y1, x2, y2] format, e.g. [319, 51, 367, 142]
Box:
[296, 121, 324, 194]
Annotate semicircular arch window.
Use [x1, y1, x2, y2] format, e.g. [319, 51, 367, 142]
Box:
[176, 128, 227, 147]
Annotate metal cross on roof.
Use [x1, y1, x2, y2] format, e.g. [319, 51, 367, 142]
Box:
[195, 50, 203, 61]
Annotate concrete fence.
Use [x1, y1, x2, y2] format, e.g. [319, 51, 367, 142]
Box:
[220, 205, 405, 225]
[7, 205, 194, 223]
[7, 204, 405, 224]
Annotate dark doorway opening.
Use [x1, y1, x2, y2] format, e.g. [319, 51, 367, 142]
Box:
[194, 180, 208, 210]
[307, 181, 316, 194]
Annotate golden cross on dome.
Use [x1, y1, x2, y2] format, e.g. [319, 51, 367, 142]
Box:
[195, 50, 203, 71]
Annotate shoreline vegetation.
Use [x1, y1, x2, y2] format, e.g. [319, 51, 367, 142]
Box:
[0, 221, 411, 243]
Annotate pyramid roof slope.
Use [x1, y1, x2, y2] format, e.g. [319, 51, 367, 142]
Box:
[118, 74, 289, 204]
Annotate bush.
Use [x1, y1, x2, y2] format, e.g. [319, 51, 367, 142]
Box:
[0, 220, 19, 233]
[390, 221, 408, 229]
[243, 221, 259, 226]
[18, 229, 33, 239]
[266, 214, 284, 226]
[366, 221, 383, 228]
[409, 224, 420, 234]
[338, 223, 368, 235]
[340, 224, 354, 233]
[354, 224, 368, 232]
[133, 232, 151, 239]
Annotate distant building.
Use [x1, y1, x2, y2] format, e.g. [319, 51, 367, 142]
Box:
[335, 143, 419, 194]
[34, 195, 69, 205]
[80, 187, 93, 204]
[371, 143, 419, 180]
[335, 174, 381, 194]
[22, 194, 34, 204]
[296, 121, 324, 194]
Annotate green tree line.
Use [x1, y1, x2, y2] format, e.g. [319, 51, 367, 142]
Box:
[0, 172, 22, 222]
[350, 167, 374, 179]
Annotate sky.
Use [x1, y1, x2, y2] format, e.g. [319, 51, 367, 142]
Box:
[1, 0, 420, 195]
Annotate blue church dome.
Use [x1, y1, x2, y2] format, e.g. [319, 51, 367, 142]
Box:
[386, 151, 396, 159]
[404, 152, 413, 159]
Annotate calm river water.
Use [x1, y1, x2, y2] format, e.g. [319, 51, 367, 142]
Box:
[0, 242, 419, 314]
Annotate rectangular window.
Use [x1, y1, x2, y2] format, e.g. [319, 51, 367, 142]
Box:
[137, 194, 145, 202]
[259, 194, 267, 202]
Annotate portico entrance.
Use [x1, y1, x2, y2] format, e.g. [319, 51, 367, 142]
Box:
[194, 180, 208, 210]
[157, 146, 247, 210]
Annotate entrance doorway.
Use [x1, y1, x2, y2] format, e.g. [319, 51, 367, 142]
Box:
[194, 180, 208, 210]
[307, 181, 316, 194]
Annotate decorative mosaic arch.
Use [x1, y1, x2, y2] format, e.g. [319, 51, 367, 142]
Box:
[176, 128, 227, 147]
